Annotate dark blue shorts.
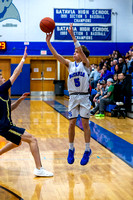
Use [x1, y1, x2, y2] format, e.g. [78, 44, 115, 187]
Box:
[0, 125, 25, 145]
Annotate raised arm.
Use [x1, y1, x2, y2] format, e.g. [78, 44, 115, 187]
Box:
[11, 92, 30, 111]
[10, 47, 28, 85]
[46, 32, 70, 68]
[67, 24, 90, 68]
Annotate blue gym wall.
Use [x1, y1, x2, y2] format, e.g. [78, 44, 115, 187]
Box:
[0, 42, 132, 56]
[11, 64, 30, 95]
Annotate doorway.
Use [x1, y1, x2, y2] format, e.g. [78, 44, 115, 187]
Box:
[30, 60, 57, 95]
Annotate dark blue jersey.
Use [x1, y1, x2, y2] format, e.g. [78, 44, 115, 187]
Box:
[0, 79, 13, 132]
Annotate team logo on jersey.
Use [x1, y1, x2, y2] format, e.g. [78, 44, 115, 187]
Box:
[0, 0, 21, 22]
[69, 71, 85, 79]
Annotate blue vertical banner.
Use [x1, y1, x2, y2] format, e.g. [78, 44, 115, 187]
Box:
[54, 9, 112, 24]
[54, 26, 112, 41]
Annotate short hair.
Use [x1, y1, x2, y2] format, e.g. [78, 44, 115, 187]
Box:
[81, 45, 90, 58]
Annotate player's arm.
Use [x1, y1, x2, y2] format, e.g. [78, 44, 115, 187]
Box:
[10, 47, 28, 85]
[11, 92, 30, 111]
[67, 24, 90, 68]
[46, 32, 70, 68]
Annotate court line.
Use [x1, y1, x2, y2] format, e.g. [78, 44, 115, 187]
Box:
[44, 100, 133, 168]
[0, 185, 24, 200]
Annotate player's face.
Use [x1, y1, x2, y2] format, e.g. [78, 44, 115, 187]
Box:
[0, 75, 5, 85]
[73, 48, 81, 62]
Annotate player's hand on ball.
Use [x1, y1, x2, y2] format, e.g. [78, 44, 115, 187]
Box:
[46, 32, 53, 42]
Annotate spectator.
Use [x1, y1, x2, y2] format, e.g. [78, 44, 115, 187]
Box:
[129, 60, 133, 74]
[89, 82, 100, 107]
[114, 64, 121, 74]
[90, 65, 101, 89]
[90, 80, 108, 115]
[111, 59, 118, 74]
[129, 45, 133, 52]
[113, 73, 118, 84]
[114, 50, 122, 60]
[126, 55, 133, 74]
[99, 65, 113, 81]
[90, 63, 96, 72]
[118, 57, 127, 75]
[113, 73, 127, 104]
[95, 78, 115, 117]
[99, 59, 104, 69]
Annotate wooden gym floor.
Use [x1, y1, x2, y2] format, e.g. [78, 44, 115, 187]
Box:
[0, 96, 132, 200]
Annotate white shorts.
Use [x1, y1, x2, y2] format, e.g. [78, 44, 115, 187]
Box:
[68, 94, 91, 119]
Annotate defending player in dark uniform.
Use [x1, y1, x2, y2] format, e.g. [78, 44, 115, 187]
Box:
[0, 47, 53, 177]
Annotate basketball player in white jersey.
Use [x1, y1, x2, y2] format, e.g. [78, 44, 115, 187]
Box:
[46, 24, 92, 165]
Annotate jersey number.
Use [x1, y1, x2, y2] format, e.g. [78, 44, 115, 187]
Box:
[74, 78, 80, 87]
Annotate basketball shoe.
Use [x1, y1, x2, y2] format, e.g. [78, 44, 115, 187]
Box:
[80, 149, 92, 165]
[34, 167, 53, 177]
[67, 148, 75, 164]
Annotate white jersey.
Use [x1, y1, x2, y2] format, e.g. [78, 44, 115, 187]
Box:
[67, 61, 90, 94]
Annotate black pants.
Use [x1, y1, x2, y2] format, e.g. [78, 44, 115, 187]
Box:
[99, 98, 114, 114]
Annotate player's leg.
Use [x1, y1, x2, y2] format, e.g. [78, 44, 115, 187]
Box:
[1, 126, 53, 177]
[21, 131, 53, 177]
[80, 117, 92, 165]
[0, 141, 21, 155]
[81, 118, 91, 143]
[80, 101, 92, 165]
[67, 95, 79, 164]
[67, 118, 77, 164]
[21, 131, 42, 169]
[68, 118, 77, 143]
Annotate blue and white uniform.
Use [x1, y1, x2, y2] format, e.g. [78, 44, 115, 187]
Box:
[68, 61, 91, 119]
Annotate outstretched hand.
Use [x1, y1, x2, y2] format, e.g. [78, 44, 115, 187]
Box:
[67, 23, 75, 39]
[19, 92, 30, 101]
[23, 46, 28, 59]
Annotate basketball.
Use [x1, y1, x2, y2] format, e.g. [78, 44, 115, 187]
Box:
[40, 17, 55, 33]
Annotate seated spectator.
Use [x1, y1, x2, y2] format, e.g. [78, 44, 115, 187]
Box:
[89, 82, 100, 107]
[125, 52, 130, 61]
[90, 63, 96, 72]
[95, 78, 115, 117]
[114, 64, 121, 74]
[129, 60, 133, 74]
[118, 57, 127, 75]
[90, 80, 108, 115]
[129, 45, 133, 53]
[90, 65, 101, 89]
[126, 55, 133, 74]
[103, 60, 111, 70]
[99, 59, 104, 69]
[116, 73, 132, 109]
[99, 65, 113, 81]
[111, 59, 118, 74]
[113, 73, 118, 84]
[113, 73, 126, 104]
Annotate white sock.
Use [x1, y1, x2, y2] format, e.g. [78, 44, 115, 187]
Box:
[85, 143, 90, 151]
[69, 143, 74, 150]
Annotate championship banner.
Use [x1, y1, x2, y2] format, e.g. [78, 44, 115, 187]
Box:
[54, 26, 112, 41]
[54, 9, 112, 24]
